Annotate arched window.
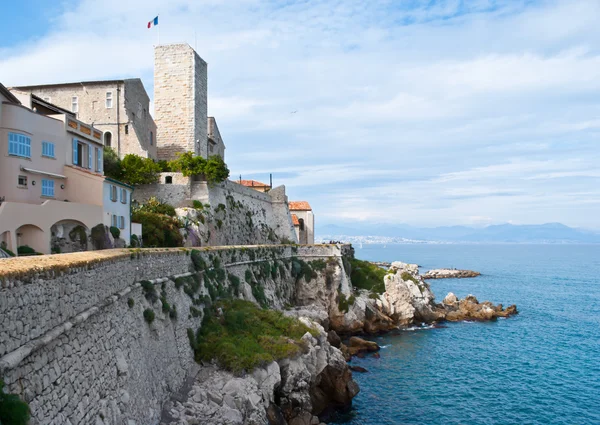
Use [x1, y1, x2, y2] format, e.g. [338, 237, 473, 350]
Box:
[150, 131, 153, 146]
[165, 176, 173, 184]
[104, 131, 112, 148]
[298, 218, 305, 231]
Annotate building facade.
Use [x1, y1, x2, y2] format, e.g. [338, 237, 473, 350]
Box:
[289, 201, 315, 244]
[15, 79, 157, 160]
[103, 177, 135, 245]
[154, 43, 208, 160]
[0, 84, 104, 255]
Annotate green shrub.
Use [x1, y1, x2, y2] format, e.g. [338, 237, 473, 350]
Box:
[245, 269, 253, 283]
[0, 242, 15, 257]
[130, 234, 139, 247]
[16, 245, 36, 256]
[190, 300, 317, 374]
[349, 258, 387, 294]
[190, 306, 202, 317]
[131, 210, 183, 248]
[191, 250, 206, 271]
[136, 197, 176, 217]
[120, 154, 161, 185]
[204, 155, 230, 184]
[109, 226, 120, 239]
[143, 309, 155, 324]
[192, 200, 204, 210]
[401, 271, 418, 284]
[169, 306, 178, 320]
[127, 298, 135, 308]
[338, 294, 350, 313]
[140, 280, 158, 303]
[169, 152, 206, 177]
[68, 225, 88, 247]
[157, 159, 172, 172]
[103, 147, 123, 180]
[0, 380, 30, 425]
[161, 298, 171, 313]
[251, 281, 268, 308]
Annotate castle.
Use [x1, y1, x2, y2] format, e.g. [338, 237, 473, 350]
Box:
[1, 43, 314, 254]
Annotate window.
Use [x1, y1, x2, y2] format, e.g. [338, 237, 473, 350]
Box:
[125, 124, 129, 135]
[137, 102, 142, 118]
[8, 133, 31, 158]
[120, 188, 127, 204]
[150, 131, 153, 146]
[18, 175, 27, 187]
[96, 147, 103, 172]
[71, 96, 78, 113]
[165, 176, 173, 184]
[299, 218, 305, 231]
[42, 141, 55, 158]
[111, 185, 118, 202]
[41, 179, 54, 197]
[119, 216, 126, 229]
[88, 143, 92, 169]
[106, 91, 113, 108]
[112, 214, 118, 227]
[104, 132, 112, 148]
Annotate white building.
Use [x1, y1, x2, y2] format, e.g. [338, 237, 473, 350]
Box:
[289, 201, 314, 244]
[103, 177, 137, 245]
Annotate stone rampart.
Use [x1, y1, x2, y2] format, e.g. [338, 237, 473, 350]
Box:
[0, 244, 347, 425]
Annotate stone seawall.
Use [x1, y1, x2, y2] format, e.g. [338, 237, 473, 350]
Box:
[0, 244, 348, 425]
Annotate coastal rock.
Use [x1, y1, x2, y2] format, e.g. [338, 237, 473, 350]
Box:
[441, 294, 518, 321]
[424, 269, 481, 279]
[160, 318, 358, 425]
[346, 337, 379, 357]
[443, 292, 458, 306]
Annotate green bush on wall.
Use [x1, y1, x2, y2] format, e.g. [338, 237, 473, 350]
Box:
[0, 379, 30, 425]
[110, 226, 120, 239]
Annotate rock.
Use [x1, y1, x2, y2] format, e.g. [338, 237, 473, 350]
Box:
[349, 366, 368, 373]
[267, 403, 286, 425]
[346, 337, 379, 357]
[327, 330, 341, 348]
[424, 269, 481, 279]
[443, 292, 458, 306]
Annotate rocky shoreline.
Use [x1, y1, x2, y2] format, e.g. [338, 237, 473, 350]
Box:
[160, 257, 517, 425]
[423, 268, 481, 279]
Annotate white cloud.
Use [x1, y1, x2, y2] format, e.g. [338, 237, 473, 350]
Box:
[1, 0, 599, 228]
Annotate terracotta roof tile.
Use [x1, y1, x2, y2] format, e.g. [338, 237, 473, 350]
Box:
[291, 214, 300, 226]
[289, 201, 312, 211]
[236, 179, 270, 188]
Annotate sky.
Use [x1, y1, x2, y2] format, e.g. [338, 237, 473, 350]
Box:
[1, 0, 599, 230]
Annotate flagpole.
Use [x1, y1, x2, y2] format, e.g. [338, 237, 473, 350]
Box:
[157, 14, 160, 45]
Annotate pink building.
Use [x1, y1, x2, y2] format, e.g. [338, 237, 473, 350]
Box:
[0, 83, 105, 255]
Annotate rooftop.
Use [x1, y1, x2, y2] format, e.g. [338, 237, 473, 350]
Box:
[291, 214, 300, 226]
[237, 179, 270, 188]
[289, 201, 312, 211]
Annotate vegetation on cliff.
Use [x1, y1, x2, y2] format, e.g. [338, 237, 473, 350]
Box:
[349, 258, 387, 294]
[188, 299, 317, 374]
[103, 149, 161, 185]
[131, 198, 183, 247]
[0, 380, 30, 425]
[164, 152, 230, 184]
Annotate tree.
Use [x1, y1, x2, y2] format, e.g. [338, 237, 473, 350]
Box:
[120, 154, 161, 185]
[204, 155, 230, 184]
[169, 152, 206, 177]
[103, 147, 123, 180]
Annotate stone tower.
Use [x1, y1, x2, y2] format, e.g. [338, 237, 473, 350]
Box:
[154, 43, 207, 160]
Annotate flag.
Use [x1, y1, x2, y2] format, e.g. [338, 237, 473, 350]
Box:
[147, 16, 158, 29]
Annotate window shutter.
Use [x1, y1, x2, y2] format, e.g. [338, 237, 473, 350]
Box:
[73, 139, 78, 165]
[25, 136, 31, 157]
[97, 148, 103, 172]
[88, 144, 92, 169]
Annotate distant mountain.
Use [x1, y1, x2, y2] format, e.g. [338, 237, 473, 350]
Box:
[318, 222, 600, 243]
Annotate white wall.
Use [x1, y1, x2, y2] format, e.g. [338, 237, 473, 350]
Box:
[103, 181, 132, 243]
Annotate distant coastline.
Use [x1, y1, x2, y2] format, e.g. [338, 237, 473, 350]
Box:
[317, 236, 600, 245]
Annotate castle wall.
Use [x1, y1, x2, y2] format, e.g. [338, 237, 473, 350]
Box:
[0, 245, 346, 425]
[154, 44, 207, 161]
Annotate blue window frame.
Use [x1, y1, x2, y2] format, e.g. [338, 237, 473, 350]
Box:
[8, 133, 31, 158]
[42, 141, 55, 158]
[41, 179, 55, 197]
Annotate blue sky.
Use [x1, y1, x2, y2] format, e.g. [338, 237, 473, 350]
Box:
[1, 0, 599, 230]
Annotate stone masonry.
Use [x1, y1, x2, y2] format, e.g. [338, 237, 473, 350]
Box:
[0, 245, 348, 425]
[15, 79, 157, 159]
[154, 44, 208, 161]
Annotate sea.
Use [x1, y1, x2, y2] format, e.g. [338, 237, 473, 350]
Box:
[330, 243, 600, 425]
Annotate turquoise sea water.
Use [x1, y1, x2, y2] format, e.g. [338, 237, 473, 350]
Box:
[331, 244, 600, 425]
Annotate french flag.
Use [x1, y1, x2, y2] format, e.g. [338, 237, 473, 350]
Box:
[147, 16, 158, 29]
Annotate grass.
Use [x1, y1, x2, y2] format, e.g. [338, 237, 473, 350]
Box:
[0, 380, 30, 425]
[190, 299, 318, 374]
[349, 258, 387, 294]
